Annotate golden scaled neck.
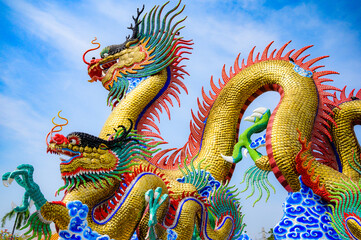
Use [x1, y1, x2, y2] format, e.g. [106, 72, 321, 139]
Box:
[99, 69, 168, 139]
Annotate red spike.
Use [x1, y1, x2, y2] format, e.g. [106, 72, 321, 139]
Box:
[168, 148, 182, 165]
[247, 46, 256, 66]
[317, 78, 334, 83]
[208, 89, 217, 100]
[261, 41, 274, 60]
[210, 76, 221, 95]
[100, 207, 108, 219]
[298, 54, 310, 63]
[150, 148, 177, 165]
[241, 59, 246, 68]
[284, 49, 295, 59]
[319, 84, 340, 92]
[234, 53, 241, 72]
[218, 75, 225, 88]
[254, 52, 260, 63]
[142, 118, 161, 134]
[275, 41, 290, 59]
[172, 78, 188, 94]
[197, 98, 208, 117]
[291, 45, 313, 60]
[163, 94, 174, 107]
[168, 89, 181, 107]
[313, 71, 339, 78]
[310, 65, 324, 72]
[159, 99, 171, 120]
[348, 89, 356, 98]
[221, 65, 230, 82]
[356, 89, 361, 99]
[302, 56, 328, 69]
[151, 110, 161, 123]
[315, 124, 332, 140]
[201, 87, 214, 105]
[269, 48, 277, 59]
[340, 87, 347, 100]
[191, 110, 204, 128]
[229, 66, 235, 78]
[142, 131, 163, 140]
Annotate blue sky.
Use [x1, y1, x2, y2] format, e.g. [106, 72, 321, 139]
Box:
[0, 0, 360, 239]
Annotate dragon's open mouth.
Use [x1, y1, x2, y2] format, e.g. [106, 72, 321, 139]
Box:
[47, 145, 82, 165]
[89, 58, 118, 83]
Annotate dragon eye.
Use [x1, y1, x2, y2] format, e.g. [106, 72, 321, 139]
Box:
[99, 143, 108, 150]
[68, 135, 80, 145]
[103, 53, 108, 58]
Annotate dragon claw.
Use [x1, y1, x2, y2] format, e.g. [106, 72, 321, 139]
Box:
[221, 154, 234, 163]
[3, 179, 9, 187]
[253, 107, 268, 114]
[29, 200, 34, 208]
[250, 112, 263, 119]
[11, 201, 17, 210]
[8, 178, 14, 185]
[243, 148, 249, 158]
[244, 116, 256, 122]
[244, 107, 269, 123]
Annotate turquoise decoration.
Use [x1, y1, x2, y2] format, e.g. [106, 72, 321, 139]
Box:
[208, 183, 245, 239]
[21, 211, 52, 240]
[177, 158, 221, 197]
[2, 164, 47, 211]
[145, 187, 169, 240]
[240, 165, 275, 207]
[291, 61, 313, 77]
[59, 200, 113, 240]
[273, 176, 341, 240]
[2, 164, 51, 239]
[328, 176, 361, 240]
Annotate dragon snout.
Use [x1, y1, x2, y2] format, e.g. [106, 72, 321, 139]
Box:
[50, 133, 69, 145]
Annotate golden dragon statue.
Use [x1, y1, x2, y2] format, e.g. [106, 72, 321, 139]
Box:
[2, 1, 361, 240]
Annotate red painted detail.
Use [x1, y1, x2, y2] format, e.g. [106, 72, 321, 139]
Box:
[296, 130, 331, 201]
[51, 201, 66, 207]
[51, 134, 69, 145]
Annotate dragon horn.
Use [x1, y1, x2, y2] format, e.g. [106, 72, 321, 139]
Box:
[83, 37, 101, 65]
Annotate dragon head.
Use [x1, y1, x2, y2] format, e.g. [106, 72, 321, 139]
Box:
[46, 121, 158, 195]
[83, 1, 189, 108]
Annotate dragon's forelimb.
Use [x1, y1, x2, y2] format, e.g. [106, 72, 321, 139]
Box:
[2, 164, 47, 211]
[222, 108, 270, 164]
[2, 164, 58, 240]
[145, 187, 169, 240]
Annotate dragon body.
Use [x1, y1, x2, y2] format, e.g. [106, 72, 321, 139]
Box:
[2, 1, 361, 240]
